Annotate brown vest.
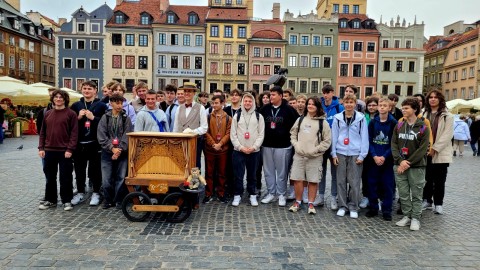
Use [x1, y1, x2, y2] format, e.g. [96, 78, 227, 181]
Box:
[178, 103, 201, 131]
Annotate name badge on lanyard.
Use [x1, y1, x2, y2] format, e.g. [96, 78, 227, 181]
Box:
[112, 137, 119, 146]
[270, 122, 276, 129]
[85, 120, 91, 128]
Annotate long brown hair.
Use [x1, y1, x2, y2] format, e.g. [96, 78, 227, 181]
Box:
[424, 89, 447, 113]
[304, 97, 325, 117]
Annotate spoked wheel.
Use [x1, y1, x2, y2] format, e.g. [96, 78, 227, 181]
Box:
[162, 192, 192, 223]
[122, 192, 152, 222]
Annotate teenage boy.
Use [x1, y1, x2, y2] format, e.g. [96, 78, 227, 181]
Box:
[230, 93, 265, 206]
[135, 89, 169, 132]
[110, 83, 137, 126]
[204, 95, 232, 203]
[160, 84, 177, 112]
[166, 87, 186, 132]
[97, 93, 133, 209]
[38, 89, 78, 211]
[332, 94, 369, 219]
[388, 94, 403, 121]
[173, 83, 208, 169]
[392, 97, 430, 231]
[343, 85, 365, 113]
[101, 81, 117, 104]
[295, 94, 307, 115]
[259, 86, 299, 207]
[70, 81, 108, 206]
[156, 90, 165, 103]
[130, 82, 148, 113]
[366, 98, 398, 221]
[319, 84, 344, 209]
[198, 92, 211, 109]
[224, 89, 243, 198]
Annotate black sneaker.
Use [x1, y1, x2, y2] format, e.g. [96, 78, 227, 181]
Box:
[453, 151, 456, 157]
[383, 213, 392, 221]
[365, 209, 378, 218]
[202, 196, 213, 204]
[102, 202, 113, 209]
[218, 196, 229, 203]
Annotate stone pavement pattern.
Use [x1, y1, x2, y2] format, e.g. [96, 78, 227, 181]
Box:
[0, 136, 479, 269]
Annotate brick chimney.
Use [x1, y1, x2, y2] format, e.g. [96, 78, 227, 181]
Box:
[116, 0, 123, 6]
[58, 18, 67, 26]
[272, 3, 280, 20]
[5, 0, 20, 11]
[159, 0, 170, 13]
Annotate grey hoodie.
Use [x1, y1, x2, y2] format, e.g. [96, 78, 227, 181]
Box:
[230, 93, 265, 152]
[134, 105, 169, 132]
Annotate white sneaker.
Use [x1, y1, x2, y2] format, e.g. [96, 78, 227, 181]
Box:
[313, 194, 324, 206]
[302, 190, 308, 204]
[422, 200, 432, 210]
[434, 205, 443, 215]
[330, 196, 338, 210]
[261, 194, 276, 204]
[64, 203, 73, 211]
[71, 193, 85, 205]
[278, 195, 286, 207]
[287, 187, 295, 200]
[336, 208, 346, 217]
[232, 195, 241, 207]
[350, 211, 358, 219]
[89, 193, 101, 206]
[410, 218, 420, 231]
[359, 197, 369, 209]
[249, 195, 258, 206]
[396, 216, 411, 227]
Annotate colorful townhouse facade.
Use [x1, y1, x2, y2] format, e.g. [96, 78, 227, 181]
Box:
[316, 0, 366, 19]
[284, 10, 338, 94]
[56, 4, 113, 91]
[205, 0, 253, 93]
[377, 16, 425, 100]
[152, 4, 209, 91]
[0, 0, 41, 83]
[336, 14, 380, 99]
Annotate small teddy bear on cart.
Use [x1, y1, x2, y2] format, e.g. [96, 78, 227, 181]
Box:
[184, 167, 206, 190]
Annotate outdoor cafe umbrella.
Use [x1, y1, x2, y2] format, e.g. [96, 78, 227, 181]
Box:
[446, 99, 472, 114]
[0, 76, 26, 84]
[0, 83, 82, 106]
[466, 97, 480, 110]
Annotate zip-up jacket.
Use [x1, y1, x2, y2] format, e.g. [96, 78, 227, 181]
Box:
[391, 117, 430, 167]
[331, 111, 369, 160]
[321, 96, 344, 127]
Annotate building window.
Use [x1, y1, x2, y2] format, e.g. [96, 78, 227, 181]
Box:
[0, 53, 3, 67]
[407, 86, 413, 96]
[188, 14, 197, 25]
[224, 26, 233, 38]
[323, 56, 331, 68]
[454, 50, 458, 60]
[264, 48, 271, 57]
[382, 85, 388, 95]
[340, 20, 347, 28]
[301, 36, 309, 45]
[408, 61, 415, 72]
[209, 83, 218, 93]
[76, 23, 85, 32]
[289, 35, 298, 45]
[253, 47, 260, 57]
[312, 57, 320, 68]
[125, 34, 134, 46]
[138, 56, 148, 69]
[366, 65, 374, 77]
[77, 59, 85, 69]
[141, 15, 150, 25]
[313, 36, 321, 46]
[182, 56, 190, 69]
[223, 84, 231, 93]
[288, 80, 296, 91]
[365, 87, 373, 97]
[353, 21, 360, 28]
[311, 81, 319, 93]
[299, 81, 307, 93]
[183, 34, 191, 46]
[210, 62, 218, 74]
[343, 5, 349, 13]
[353, 64, 362, 77]
[159, 33, 166, 45]
[63, 58, 72, 69]
[225, 44, 232, 54]
[91, 40, 99, 50]
[367, 42, 375, 52]
[354, 42, 363, 51]
[158, 55, 166, 68]
[238, 63, 245, 75]
[195, 35, 203, 46]
[167, 14, 175, 24]
[463, 48, 468, 58]
[394, 40, 400, 48]
[340, 64, 348, 76]
[253, 64, 260, 75]
[382, 40, 389, 48]
[112, 55, 122, 68]
[453, 89, 457, 99]
[396, 61, 403, 72]
[324, 36, 332, 46]
[470, 66, 475, 77]
[461, 68, 467, 79]
[288, 56, 297, 67]
[341, 41, 349, 51]
[263, 65, 270, 75]
[125, 56, 135, 69]
[64, 39, 72, 49]
[211, 25, 219, 37]
[238, 44, 246, 55]
[112, 34, 122, 45]
[171, 56, 178, 68]
[170, 34, 178, 45]
[210, 43, 218, 54]
[77, 40, 85, 50]
[115, 15, 124, 24]
[274, 48, 281, 58]
[195, 57, 202, 69]
[384, 60, 390, 71]
[333, 4, 339, 13]
[406, 40, 412, 49]
[90, 59, 99, 70]
[238, 27, 246, 38]
[274, 65, 281, 74]
[395, 85, 401, 96]
[471, 45, 476, 56]
[300, 56, 309, 67]
[139, 35, 148, 46]
[353, 5, 359, 14]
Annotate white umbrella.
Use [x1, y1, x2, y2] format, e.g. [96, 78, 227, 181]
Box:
[0, 76, 26, 84]
[466, 98, 480, 110]
[446, 99, 472, 113]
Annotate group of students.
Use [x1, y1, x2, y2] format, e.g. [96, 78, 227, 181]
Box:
[37, 80, 454, 231]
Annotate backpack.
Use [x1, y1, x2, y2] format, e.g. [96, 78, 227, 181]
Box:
[235, 108, 260, 123]
[396, 120, 426, 136]
[297, 116, 324, 142]
[207, 113, 230, 126]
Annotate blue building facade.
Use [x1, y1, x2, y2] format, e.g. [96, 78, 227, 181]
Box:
[56, 4, 113, 93]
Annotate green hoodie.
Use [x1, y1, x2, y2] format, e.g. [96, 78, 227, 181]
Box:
[391, 117, 430, 167]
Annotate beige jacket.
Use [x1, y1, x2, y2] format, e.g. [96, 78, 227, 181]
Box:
[425, 110, 454, 164]
[290, 114, 331, 158]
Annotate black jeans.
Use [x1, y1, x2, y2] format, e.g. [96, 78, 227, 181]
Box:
[423, 156, 449, 205]
[43, 151, 74, 204]
[73, 143, 102, 193]
[233, 150, 259, 196]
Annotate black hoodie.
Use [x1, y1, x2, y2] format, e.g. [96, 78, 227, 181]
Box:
[71, 98, 108, 143]
[260, 99, 299, 148]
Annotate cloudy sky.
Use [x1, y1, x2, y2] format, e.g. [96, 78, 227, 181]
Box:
[20, 0, 478, 37]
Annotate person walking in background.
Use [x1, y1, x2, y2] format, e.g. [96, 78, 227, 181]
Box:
[38, 89, 78, 211]
[453, 115, 471, 157]
[422, 90, 453, 215]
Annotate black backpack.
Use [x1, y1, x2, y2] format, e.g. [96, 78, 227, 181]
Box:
[297, 116, 324, 142]
[235, 108, 260, 123]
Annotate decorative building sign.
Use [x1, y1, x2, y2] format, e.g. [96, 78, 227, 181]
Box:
[156, 69, 204, 77]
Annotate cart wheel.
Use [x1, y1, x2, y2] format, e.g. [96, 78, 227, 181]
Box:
[162, 192, 192, 223]
[122, 192, 152, 222]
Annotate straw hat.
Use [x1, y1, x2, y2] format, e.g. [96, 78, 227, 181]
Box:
[179, 82, 198, 92]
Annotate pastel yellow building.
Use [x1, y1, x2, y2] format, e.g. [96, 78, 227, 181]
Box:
[317, 0, 367, 18]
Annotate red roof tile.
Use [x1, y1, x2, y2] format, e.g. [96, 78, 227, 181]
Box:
[251, 29, 282, 39]
[107, 0, 164, 28]
[166, 5, 209, 25]
[206, 8, 248, 21]
[338, 14, 372, 21]
[447, 29, 479, 48]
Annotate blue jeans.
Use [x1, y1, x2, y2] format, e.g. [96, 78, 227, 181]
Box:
[43, 151, 74, 204]
[0, 127, 4, 143]
[101, 151, 128, 205]
[233, 150, 259, 196]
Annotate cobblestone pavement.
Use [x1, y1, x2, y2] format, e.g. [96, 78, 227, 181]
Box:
[0, 136, 480, 269]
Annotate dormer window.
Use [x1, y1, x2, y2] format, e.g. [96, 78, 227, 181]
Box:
[13, 20, 20, 30]
[38, 28, 42, 35]
[115, 14, 125, 24]
[340, 20, 347, 28]
[141, 14, 150, 25]
[29, 26, 34, 35]
[188, 13, 198, 25]
[0, 13, 4, 24]
[352, 20, 360, 29]
[167, 13, 176, 24]
[77, 23, 85, 32]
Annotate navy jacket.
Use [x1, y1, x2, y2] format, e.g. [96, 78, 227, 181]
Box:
[368, 113, 397, 161]
[71, 98, 108, 143]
